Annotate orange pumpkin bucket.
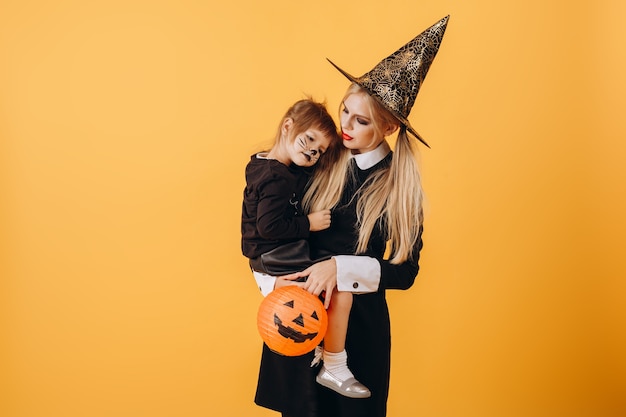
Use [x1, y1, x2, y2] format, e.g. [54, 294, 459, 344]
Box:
[257, 286, 328, 356]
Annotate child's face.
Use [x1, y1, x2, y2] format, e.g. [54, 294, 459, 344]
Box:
[288, 128, 332, 168]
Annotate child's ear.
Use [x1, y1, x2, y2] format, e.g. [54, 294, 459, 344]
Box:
[281, 118, 294, 135]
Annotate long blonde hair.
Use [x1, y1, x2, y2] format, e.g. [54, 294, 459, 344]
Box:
[303, 84, 424, 264]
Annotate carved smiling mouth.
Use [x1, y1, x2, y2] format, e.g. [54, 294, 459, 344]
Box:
[274, 313, 318, 343]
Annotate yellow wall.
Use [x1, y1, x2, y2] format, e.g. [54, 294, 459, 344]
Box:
[1, 1, 625, 416]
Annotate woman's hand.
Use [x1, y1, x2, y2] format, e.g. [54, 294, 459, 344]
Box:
[274, 277, 304, 290]
[282, 258, 337, 308]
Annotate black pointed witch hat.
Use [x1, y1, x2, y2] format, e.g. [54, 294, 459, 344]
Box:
[328, 15, 449, 147]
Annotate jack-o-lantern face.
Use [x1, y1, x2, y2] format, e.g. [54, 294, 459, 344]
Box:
[274, 299, 320, 343]
[257, 286, 328, 356]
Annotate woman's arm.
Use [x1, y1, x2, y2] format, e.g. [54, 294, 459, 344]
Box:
[284, 227, 423, 303]
[334, 246, 420, 293]
[345, 226, 423, 291]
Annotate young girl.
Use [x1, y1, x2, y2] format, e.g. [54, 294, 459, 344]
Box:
[241, 98, 371, 407]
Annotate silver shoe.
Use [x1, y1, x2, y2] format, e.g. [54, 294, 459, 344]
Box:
[316, 366, 371, 399]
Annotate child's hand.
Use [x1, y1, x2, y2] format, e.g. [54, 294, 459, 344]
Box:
[307, 209, 331, 232]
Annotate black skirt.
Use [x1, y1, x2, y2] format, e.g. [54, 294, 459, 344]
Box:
[255, 343, 321, 417]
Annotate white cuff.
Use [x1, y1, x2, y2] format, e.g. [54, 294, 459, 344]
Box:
[252, 271, 277, 297]
[334, 255, 380, 294]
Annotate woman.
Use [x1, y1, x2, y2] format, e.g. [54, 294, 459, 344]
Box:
[254, 15, 449, 417]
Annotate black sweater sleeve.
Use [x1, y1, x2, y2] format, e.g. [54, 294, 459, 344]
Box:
[378, 226, 423, 290]
[256, 175, 310, 241]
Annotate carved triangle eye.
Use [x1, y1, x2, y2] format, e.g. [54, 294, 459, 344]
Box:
[292, 313, 304, 327]
[284, 300, 294, 308]
[311, 311, 319, 321]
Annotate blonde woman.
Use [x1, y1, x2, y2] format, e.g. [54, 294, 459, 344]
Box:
[253, 15, 450, 417]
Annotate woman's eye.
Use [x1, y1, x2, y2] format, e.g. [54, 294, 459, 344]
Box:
[357, 118, 368, 125]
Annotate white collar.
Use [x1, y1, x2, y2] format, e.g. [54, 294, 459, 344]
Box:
[351, 141, 391, 170]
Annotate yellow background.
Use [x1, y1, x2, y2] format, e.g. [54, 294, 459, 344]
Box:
[1, 1, 625, 416]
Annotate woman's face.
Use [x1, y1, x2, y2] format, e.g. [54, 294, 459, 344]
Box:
[340, 92, 384, 154]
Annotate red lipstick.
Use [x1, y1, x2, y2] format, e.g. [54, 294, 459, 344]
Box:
[342, 133, 353, 141]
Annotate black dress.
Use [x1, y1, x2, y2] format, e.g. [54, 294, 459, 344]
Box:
[254, 153, 423, 417]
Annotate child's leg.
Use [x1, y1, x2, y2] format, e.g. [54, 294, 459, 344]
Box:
[316, 289, 370, 398]
[323, 289, 352, 353]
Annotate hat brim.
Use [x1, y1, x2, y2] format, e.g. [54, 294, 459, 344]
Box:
[327, 58, 430, 148]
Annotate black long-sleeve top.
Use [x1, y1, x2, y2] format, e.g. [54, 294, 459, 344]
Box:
[241, 154, 311, 260]
[310, 154, 422, 291]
